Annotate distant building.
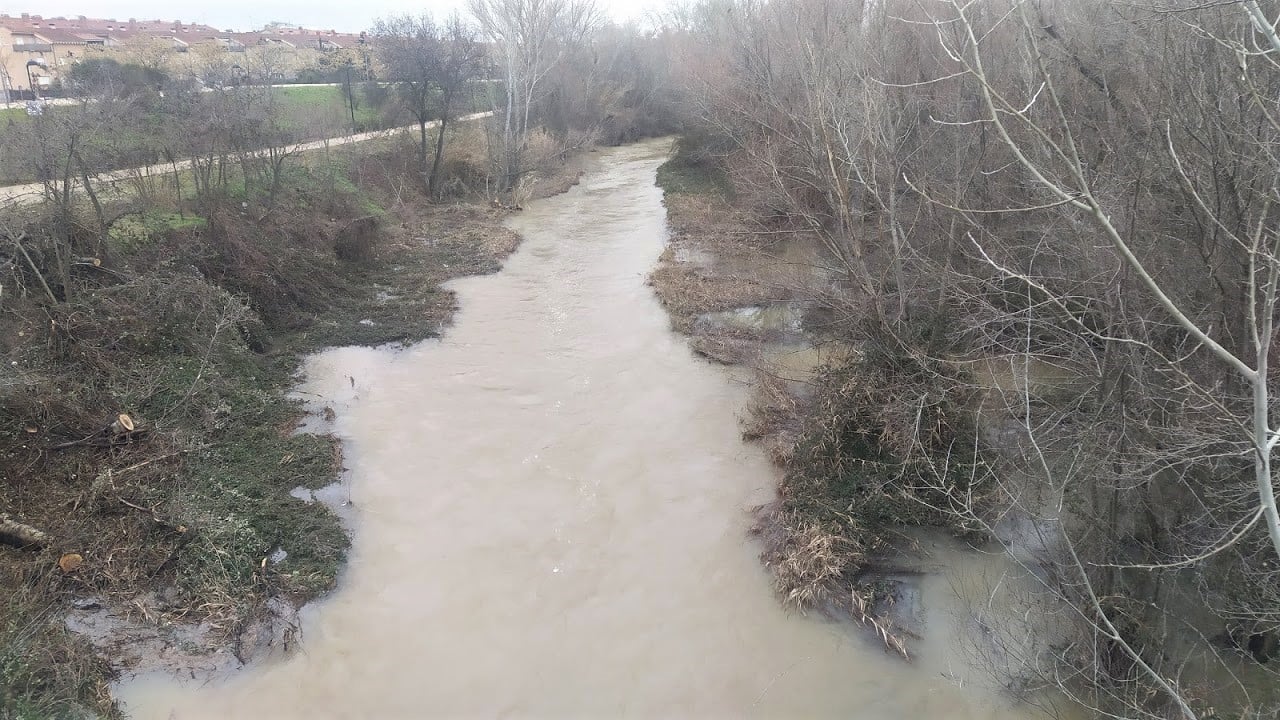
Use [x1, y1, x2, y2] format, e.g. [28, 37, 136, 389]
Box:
[0, 12, 365, 100]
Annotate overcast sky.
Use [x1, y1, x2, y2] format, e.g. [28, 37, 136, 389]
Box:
[5, 0, 668, 32]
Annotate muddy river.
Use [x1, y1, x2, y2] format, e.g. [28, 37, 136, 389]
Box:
[117, 140, 1056, 718]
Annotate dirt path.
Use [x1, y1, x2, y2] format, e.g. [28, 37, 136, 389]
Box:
[0, 111, 493, 206]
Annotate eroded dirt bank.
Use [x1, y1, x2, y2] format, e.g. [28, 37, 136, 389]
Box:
[114, 139, 1052, 718]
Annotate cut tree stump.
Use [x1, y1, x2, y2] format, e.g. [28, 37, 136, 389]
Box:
[48, 413, 146, 450]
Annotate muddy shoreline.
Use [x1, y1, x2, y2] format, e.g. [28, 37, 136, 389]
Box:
[100, 166, 596, 674]
[52, 204, 536, 693]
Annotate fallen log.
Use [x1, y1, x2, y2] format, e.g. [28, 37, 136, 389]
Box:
[0, 513, 48, 549]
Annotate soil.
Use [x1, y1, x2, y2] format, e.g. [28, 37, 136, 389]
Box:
[648, 158, 833, 462]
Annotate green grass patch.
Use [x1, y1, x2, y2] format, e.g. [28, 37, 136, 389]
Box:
[273, 85, 337, 104]
[0, 105, 31, 125]
[285, 162, 387, 218]
[273, 85, 381, 134]
[656, 149, 732, 197]
[108, 212, 206, 252]
[0, 88, 384, 186]
[173, 412, 349, 602]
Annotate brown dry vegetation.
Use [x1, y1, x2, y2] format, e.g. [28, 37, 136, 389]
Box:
[649, 195, 768, 333]
[652, 141, 988, 661]
[649, 175, 814, 374]
[658, 0, 1280, 713]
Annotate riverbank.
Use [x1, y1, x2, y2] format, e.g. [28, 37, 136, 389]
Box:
[0, 129, 586, 718]
[649, 142, 992, 655]
[648, 139, 1280, 719]
[111, 137, 1053, 720]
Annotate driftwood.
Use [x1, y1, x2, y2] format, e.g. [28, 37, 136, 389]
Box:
[49, 413, 146, 451]
[0, 513, 48, 549]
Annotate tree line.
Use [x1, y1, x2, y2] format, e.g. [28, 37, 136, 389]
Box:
[0, 0, 675, 304]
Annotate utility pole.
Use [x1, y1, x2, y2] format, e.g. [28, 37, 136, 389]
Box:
[344, 59, 357, 131]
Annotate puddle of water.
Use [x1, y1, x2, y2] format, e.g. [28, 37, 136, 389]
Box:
[758, 343, 856, 383]
[696, 304, 806, 338]
[672, 245, 714, 266]
[968, 356, 1083, 397]
[904, 532, 1074, 699]
[115, 139, 1062, 719]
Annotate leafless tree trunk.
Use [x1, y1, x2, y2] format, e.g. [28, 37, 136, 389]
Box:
[469, 0, 601, 194]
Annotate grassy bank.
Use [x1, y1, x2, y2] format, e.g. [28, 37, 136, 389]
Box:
[0, 124, 542, 718]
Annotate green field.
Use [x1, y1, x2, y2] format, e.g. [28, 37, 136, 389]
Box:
[273, 85, 386, 133]
[0, 105, 27, 123]
[0, 86, 399, 185]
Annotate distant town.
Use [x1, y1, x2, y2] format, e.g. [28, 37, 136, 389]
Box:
[1, 12, 367, 99]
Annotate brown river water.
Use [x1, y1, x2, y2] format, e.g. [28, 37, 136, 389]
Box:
[116, 139, 1059, 719]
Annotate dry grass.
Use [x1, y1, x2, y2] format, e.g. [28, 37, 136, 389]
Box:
[755, 514, 856, 607]
[648, 244, 767, 333]
[524, 129, 596, 202]
[742, 371, 806, 466]
[752, 506, 911, 660]
[650, 191, 816, 334]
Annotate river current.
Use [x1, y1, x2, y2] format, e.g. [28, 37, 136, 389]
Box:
[117, 139, 1050, 719]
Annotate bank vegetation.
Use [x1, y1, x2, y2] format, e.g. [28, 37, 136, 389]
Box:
[652, 0, 1280, 717]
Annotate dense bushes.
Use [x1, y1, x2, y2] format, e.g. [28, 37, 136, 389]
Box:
[759, 312, 991, 609]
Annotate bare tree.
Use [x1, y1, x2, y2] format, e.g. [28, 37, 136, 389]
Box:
[665, 0, 1280, 716]
[468, 0, 602, 193]
[372, 13, 486, 198]
[674, 0, 941, 307]
[909, 0, 1280, 716]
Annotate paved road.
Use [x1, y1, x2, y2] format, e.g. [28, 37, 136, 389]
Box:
[0, 111, 493, 207]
